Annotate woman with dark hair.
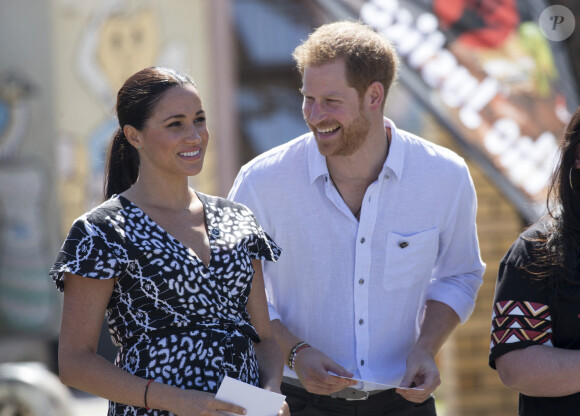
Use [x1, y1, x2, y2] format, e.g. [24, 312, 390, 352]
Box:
[52, 66, 287, 416]
[489, 107, 580, 415]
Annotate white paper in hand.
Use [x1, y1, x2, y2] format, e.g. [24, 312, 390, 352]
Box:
[328, 372, 425, 391]
[215, 376, 286, 416]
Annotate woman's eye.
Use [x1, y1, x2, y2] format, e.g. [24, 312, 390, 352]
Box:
[194, 117, 206, 125]
[168, 121, 182, 127]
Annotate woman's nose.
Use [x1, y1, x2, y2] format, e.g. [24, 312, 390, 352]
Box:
[186, 125, 202, 141]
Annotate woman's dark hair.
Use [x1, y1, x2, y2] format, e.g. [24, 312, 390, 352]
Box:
[529, 107, 580, 294]
[103, 66, 196, 199]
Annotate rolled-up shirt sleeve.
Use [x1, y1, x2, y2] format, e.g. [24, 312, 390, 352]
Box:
[426, 164, 485, 323]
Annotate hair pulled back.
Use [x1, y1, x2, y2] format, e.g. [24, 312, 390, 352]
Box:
[103, 66, 196, 199]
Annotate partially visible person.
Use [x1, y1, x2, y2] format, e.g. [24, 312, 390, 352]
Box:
[490, 107, 580, 415]
[52, 66, 287, 416]
[229, 21, 485, 415]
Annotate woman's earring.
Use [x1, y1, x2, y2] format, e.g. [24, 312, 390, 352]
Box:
[138, 145, 142, 150]
[570, 166, 578, 194]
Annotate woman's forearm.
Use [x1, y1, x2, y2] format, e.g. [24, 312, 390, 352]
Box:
[496, 345, 580, 397]
[59, 347, 177, 411]
[254, 336, 284, 392]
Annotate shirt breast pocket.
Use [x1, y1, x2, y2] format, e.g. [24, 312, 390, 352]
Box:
[382, 228, 439, 290]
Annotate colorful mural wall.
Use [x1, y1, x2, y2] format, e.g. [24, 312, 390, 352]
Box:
[0, 0, 223, 340]
[0, 1, 60, 335]
[55, 0, 215, 225]
[356, 0, 578, 220]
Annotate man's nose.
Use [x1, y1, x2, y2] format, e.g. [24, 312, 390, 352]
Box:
[305, 101, 325, 125]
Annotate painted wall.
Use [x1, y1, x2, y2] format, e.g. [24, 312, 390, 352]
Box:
[0, 0, 233, 360]
[0, 0, 61, 336]
[52, 0, 219, 229]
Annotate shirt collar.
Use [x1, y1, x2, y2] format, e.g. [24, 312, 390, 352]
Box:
[307, 117, 405, 184]
[308, 135, 328, 184]
[382, 117, 404, 180]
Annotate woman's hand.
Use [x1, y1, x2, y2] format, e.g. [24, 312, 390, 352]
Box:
[167, 388, 247, 416]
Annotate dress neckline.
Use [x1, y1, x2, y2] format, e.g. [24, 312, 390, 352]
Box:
[116, 193, 213, 270]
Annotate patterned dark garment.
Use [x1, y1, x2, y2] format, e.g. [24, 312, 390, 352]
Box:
[50, 192, 281, 416]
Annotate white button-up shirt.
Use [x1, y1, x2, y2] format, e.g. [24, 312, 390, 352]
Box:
[228, 118, 485, 386]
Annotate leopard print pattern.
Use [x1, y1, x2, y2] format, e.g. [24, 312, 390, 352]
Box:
[51, 192, 280, 416]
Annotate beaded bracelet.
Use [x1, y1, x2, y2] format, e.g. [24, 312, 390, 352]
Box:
[288, 341, 311, 371]
[144, 378, 154, 410]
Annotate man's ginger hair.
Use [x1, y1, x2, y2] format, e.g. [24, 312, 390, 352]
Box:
[293, 20, 399, 108]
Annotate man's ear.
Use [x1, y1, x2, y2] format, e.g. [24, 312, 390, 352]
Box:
[123, 125, 142, 150]
[366, 81, 385, 111]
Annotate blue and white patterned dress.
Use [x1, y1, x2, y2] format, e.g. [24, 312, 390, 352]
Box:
[50, 192, 281, 416]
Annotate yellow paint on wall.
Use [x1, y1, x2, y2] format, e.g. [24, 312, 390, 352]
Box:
[97, 9, 160, 94]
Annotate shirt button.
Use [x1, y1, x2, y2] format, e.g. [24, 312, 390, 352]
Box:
[360, 237, 366, 243]
[399, 241, 409, 248]
[359, 278, 364, 285]
[361, 360, 365, 366]
[359, 319, 364, 325]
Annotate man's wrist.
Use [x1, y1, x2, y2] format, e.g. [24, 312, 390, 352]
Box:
[288, 341, 311, 370]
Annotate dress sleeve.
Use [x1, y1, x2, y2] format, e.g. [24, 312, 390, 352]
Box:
[244, 208, 281, 263]
[49, 213, 130, 292]
[489, 239, 554, 369]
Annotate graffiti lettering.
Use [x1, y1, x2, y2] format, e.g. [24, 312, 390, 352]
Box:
[484, 118, 558, 195]
[360, 0, 560, 199]
[361, 0, 497, 130]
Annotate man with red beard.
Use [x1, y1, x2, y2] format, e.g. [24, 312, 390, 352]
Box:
[229, 21, 485, 416]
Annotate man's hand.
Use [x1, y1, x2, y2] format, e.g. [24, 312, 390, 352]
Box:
[278, 401, 290, 416]
[395, 345, 440, 403]
[395, 300, 459, 403]
[293, 346, 358, 395]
